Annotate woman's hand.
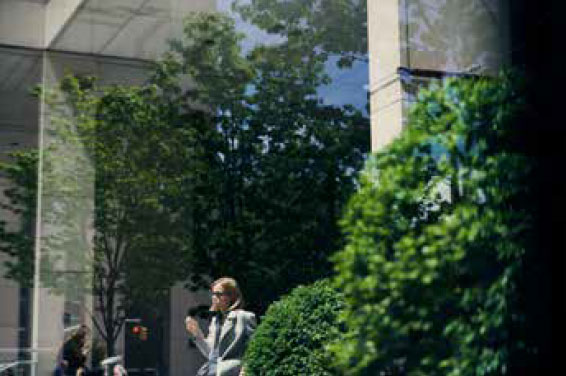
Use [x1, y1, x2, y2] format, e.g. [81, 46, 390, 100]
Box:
[185, 316, 203, 338]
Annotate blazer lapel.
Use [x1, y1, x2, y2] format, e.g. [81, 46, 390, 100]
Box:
[219, 311, 236, 342]
[210, 315, 220, 348]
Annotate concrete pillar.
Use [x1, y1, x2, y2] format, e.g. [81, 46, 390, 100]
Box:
[367, 0, 405, 152]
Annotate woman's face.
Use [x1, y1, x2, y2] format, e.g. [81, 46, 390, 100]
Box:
[211, 285, 232, 312]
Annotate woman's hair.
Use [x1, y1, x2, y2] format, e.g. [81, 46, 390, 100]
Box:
[211, 277, 244, 311]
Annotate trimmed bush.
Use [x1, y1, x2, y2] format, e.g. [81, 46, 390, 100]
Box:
[332, 73, 534, 375]
[244, 280, 344, 375]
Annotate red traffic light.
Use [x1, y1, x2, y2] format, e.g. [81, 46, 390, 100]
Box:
[131, 325, 148, 340]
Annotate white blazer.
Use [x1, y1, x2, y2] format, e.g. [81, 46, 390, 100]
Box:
[193, 309, 256, 376]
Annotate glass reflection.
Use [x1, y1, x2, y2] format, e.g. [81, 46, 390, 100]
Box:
[1, 1, 369, 376]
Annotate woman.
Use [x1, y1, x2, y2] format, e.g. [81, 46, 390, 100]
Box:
[60, 325, 91, 376]
[186, 277, 256, 376]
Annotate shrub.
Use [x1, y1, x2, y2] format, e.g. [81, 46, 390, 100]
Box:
[332, 73, 534, 375]
[244, 280, 344, 375]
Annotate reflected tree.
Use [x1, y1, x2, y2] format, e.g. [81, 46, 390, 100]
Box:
[1, 77, 213, 356]
[402, 0, 506, 72]
[156, 12, 369, 312]
[0, 8, 369, 356]
[0, 150, 38, 286]
[233, 0, 368, 67]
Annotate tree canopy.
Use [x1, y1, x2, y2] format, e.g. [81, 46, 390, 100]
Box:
[154, 12, 369, 313]
[332, 73, 535, 375]
[0, 10, 369, 356]
[234, 0, 368, 67]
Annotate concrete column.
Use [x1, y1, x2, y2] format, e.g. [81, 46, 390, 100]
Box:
[367, 0, 405, 152]
[31, 51, 98, 376]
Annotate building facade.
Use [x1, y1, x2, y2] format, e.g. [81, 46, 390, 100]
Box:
[3, 0, 543, 375]
[2, 1, 370, 376]
[1, 1, 215, 376]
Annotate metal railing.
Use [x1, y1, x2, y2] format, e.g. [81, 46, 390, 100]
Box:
[0, 347, 51, 376]
[0, 360, 36, 376]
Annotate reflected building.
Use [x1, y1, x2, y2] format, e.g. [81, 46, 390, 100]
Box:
[0, 0, 372, 376]
[1, 1, 215, 376]
[1, 0, 546, 375]
[368, 0, 512, 151]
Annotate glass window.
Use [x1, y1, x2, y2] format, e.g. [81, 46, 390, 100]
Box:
[1, 1, 369, 375]
[4, 1, 555, 375]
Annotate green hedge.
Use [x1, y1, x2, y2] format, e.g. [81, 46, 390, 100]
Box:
[332, 73, 534, 375]
[244, 280, 344, 375]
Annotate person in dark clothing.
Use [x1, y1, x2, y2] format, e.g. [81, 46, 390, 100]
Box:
[61, 325, 91, 376]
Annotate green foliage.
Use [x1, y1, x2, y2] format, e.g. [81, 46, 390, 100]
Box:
[244, 280, 344, 376]
[32, 77, 200, 355]
[154, 12, 369, 313]
[0, 150, 38, 286]
[234, 0, 368, 67]
[0, 148, 73, 291]
[0, 10, 368, 355]
[332, 73, 533, 375]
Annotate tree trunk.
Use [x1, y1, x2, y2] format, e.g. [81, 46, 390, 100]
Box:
[106, 337, 116, 357]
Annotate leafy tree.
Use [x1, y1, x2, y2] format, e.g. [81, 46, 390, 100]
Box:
[332, 73, 534, 375]
[233, 0, 368, 67]
[1, 9, 369, 356]
[1, 75, 216, 356]
[0, 138, 94, 296]
[41, 78, 206, 356]
[244, 280, 344, 375]
[156, 12, 369, 313]
[0, 150, 38, 286]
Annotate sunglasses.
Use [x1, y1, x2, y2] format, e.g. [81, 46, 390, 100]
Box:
[211, 291, 230, 298]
